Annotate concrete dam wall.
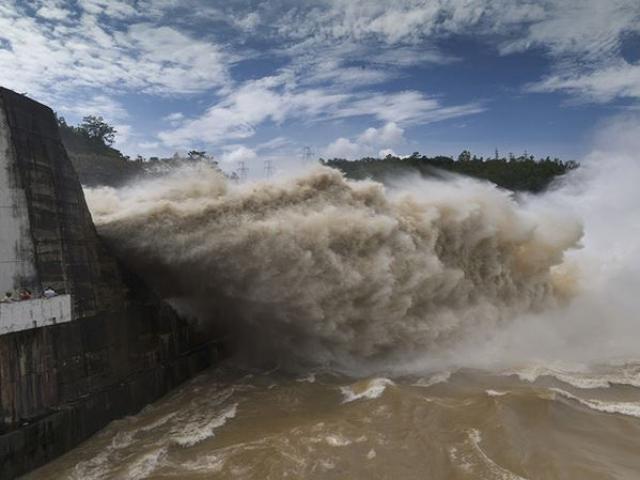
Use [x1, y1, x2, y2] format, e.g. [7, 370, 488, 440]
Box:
[0, 87, 219, 479]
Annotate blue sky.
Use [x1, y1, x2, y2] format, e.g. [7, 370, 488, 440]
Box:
[1, 0, 639, 176]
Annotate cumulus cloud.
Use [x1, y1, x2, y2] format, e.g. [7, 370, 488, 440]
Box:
[163, 112, 185, 124]
[324, 122, 407, 159]
[357, 122, 405, 145]
[35, 4, 69, 21]
[0, 1, 230, 112]
[158, 69, 480, 148]
[378, 148, 398, 158]
[220, 145, 258, 164]
[325, 137, 362, 159]
[2, 0, 637, 158]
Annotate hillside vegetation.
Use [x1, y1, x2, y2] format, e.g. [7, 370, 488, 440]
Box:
[56, 116, 578, 192]
[57, 115, 145, 187]
[324, 151, 578, 192]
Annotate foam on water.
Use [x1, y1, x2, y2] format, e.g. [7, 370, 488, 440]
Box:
[180, 454, 226, 474]
[550, 388, 640, 418]
[486, 390, 509, 397]
[340, 378, 394, 403]
[325, 434, 352, 447]
[466, 429, 528, 480]
[411, 371, 451, 388]
[296, 373, 317, 383]
[507, 363, 640, 390]
[172, 403, 238, 447]
[449, 429, 528, 479]
[124, 448, 167, 480]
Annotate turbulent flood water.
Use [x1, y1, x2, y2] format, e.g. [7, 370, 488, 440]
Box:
[28, 361, 640, 479]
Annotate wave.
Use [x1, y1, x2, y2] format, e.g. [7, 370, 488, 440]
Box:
[340, 378, 394, 402]
[550, 388, 640, 418]
[449, 429, 528, 479]
[411, 371, 452, 388]
[172, 403, 238, 447]
[506, 363, 640, 389]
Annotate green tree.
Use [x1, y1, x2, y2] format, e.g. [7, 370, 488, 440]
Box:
[458, 150, 471, 162]
[187, 150, 207, 161]
[79, 115, 116, 146]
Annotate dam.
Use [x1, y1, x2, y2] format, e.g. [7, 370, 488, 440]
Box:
[0, 87, 219, 479]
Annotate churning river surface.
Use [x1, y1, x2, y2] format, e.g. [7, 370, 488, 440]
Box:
[27, 361, 640, 479]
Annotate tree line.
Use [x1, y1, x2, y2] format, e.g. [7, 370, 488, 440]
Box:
[322, 151, 578, 193]
[53, 115, 578, 192]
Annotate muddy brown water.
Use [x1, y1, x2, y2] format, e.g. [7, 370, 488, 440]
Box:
[26, 361, 640, 480]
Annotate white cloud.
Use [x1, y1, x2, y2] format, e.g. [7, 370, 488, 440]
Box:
[271, 0, 543, 48]
[4, 0, 635, 159]
[220, 145, 258, 164]
[233, 11, 260, 31]
[0, 2, 230, 112]
[164, 112, 185, 123]
[77, 0, 139, 20]
[112, 123, 132, 149]
[60, 94, 128, 121]
[336, 91, 485, 124]
[498, 0, 637, 61]
[270, 0, 640, 102]
[357, 122, 405, 146]
[324, 122, 407, 159]
[138, 141, 160, 150]
[257, 137, 292, 151]
[528, 61, 640, 103]
[157, 73, 351, 147]
[378, 148, 397, 158]
[325, 137, 361, 159]
[36, 5, 70, 21]
[499, 0, 640, 101]
[158, 70, 480, 148]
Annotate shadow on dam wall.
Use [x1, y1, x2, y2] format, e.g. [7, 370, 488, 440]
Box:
[0, 87, 222, 479]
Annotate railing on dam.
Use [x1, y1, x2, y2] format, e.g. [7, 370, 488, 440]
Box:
[0, 295, 72, 335]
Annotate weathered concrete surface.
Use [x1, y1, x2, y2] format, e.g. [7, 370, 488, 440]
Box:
[0, 87, 125, 319]
[0, 295, 72, 335]
[0, 304, 219, 480]
[0, 88, 219, 479]
[0, 99, 38, 296]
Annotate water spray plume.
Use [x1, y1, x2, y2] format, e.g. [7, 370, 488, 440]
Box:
[86, 164, 581, 370]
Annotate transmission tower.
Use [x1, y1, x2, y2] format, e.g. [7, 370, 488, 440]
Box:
[237, 161, 249, 182]
[264, 159, 274, 178]
[302, 146, 314, 163]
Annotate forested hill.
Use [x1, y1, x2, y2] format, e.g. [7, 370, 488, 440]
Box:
[324, 152, 578, 193]
[56, 115, 145, 187]
[56, 115, 217, 187]
[55, 114, 578, 192]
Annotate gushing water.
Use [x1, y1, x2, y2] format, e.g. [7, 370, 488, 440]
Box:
[85, 165, 581, 370]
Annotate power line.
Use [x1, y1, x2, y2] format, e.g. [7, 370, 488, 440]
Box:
[237, 161, 249, 182]
[264, 160, 274, 178]
[302, 146, 314, 163]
